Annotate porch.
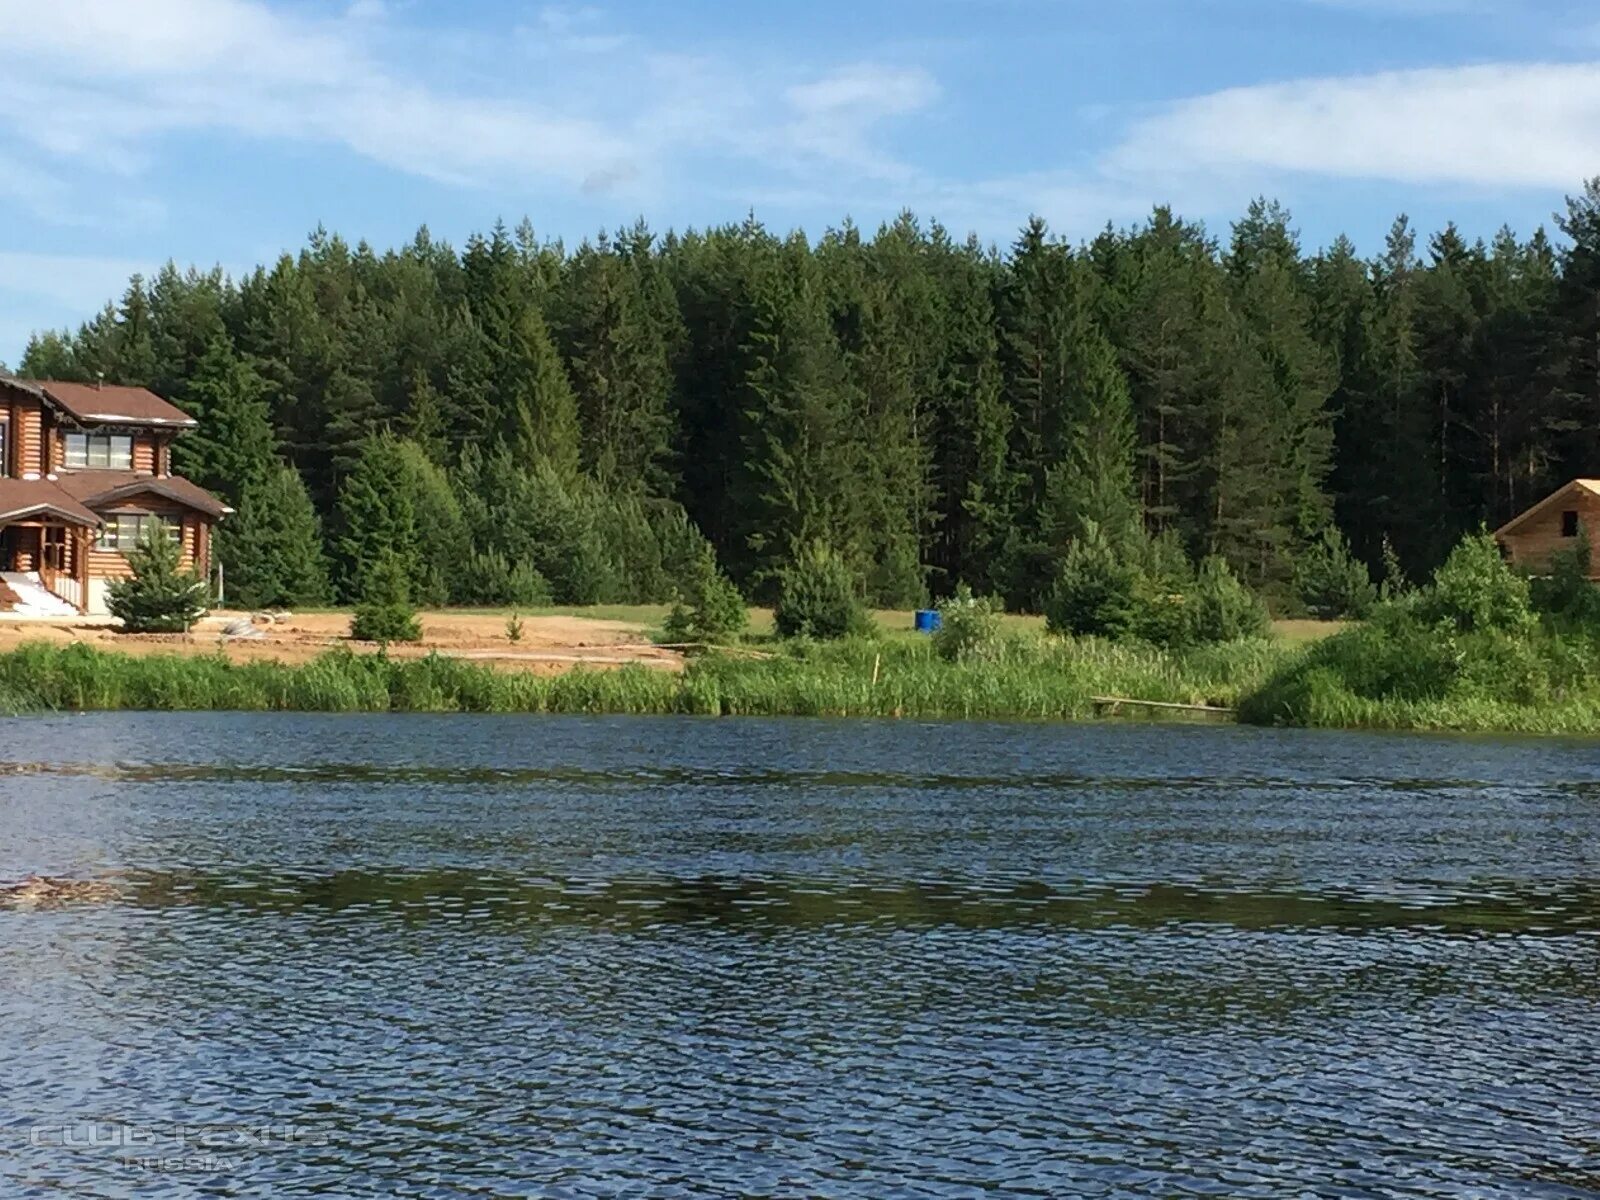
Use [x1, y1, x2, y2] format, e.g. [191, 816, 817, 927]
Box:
[0, 520, 92, 614]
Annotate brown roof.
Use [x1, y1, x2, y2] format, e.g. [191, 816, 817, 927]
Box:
[1493, 479, 1600, 538]
[53, 471, 229, 519]
[0, 478, 100, 526]
[0, 375, 197, 428]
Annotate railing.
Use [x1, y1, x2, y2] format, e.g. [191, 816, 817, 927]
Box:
[47, 570, 83, 613]
[37, 530, 84, 613]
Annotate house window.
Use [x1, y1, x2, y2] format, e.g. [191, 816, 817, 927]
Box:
[96, 514, 180, 553]
[0, 421, 7, 476]
[1562, 510, 1580, 538]
[64, 432, 133, 470]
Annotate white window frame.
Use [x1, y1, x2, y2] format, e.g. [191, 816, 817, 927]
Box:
[96, 513, 181, 554]
[64, 432, 134, 470]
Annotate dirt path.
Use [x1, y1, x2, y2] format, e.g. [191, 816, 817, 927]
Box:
[0, 609, 684, 675]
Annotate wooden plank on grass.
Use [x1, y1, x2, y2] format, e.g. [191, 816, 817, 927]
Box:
[1091, 695, 1236, 715]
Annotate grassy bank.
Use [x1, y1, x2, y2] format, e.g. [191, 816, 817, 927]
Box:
[1235, 531, 1600, 735]
[0, 636, 1295, 720]
[1237, 609, 1600, 734]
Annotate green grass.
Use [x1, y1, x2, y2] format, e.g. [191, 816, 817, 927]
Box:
[0, 634, 1298, 720]
[1237, 608, 1600, 734]
[27, 615, 1573, 732]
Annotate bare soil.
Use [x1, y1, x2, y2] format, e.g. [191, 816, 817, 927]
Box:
[0, 609, 683, 675]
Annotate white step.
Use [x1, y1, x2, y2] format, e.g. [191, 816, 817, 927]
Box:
[0, 572, 78, 617]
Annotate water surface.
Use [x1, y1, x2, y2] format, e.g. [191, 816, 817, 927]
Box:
[2, 714, 1598, 1197]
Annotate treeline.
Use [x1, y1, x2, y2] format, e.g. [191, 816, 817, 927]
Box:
[21, 184, 1600, 611]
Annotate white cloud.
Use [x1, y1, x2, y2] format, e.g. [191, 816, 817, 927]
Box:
[527, 5, 625, 52]
[0, 0, 635, 195]
[0, 252, 154, 313]
[1109, 62, 1600, 189]
[0, 0, 946, 224]
[787, 65, 939, 120]
[0, 251, 160, 366]
[774, 66, 939, 182]
[0, 0, 1589, 281]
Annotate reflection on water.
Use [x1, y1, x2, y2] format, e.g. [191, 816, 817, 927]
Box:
[1, 714, 1598, 1197]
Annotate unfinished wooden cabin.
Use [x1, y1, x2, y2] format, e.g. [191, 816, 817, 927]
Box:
[1493, 479, 1600, 578]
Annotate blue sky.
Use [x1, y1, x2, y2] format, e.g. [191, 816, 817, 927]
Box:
[1, 0, 1597, 361]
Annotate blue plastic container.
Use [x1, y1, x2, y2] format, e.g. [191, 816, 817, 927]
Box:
[913, 609, 942, 634]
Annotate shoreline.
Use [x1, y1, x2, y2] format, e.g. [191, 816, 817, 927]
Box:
[4, 637, 1598, 735]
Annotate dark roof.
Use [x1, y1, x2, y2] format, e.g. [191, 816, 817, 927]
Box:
[53, 471, 229, 519]
[0, 375, 197, 428]
[0, 479, 100, 526]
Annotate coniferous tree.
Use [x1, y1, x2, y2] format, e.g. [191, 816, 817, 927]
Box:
[739, 235, 862, 590]
[350, 551, 421, 643]
[334, 433, 418, 601]
[1102, 208, 1224, 549]
[505, 308, 582, 476]
[220, 466, 332, 610]
[559, 231, 678, 492]
[171, 339, 278, 503]
[1041, 329, 1140, 554]
[392, 439, 466, 607]
[818, 216, 934, 606]
[927, 229, 1012, 595]
[1551, 180, 1600, 481]
[996, 218, 1106, 606]
[1222, 205, 1336, 585]
[107, 528, 208, 633]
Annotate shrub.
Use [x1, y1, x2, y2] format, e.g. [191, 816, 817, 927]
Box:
[1379, 534, 1410, 601]
[1318, 606, 1460, 702]
[456, 550, 552, 608]
[1190, 555, 1270, 643]
[350, 553, 421, 644]
[661, 602, 695, 644]
[1531, 525, 1600, 628]
[1295, 527, 1376, 619]
[505, 613, 524, 644]
[664, 546, 748, 644]
[774, 542, 870, 640]
[1239, 529, 1600, 730]
[1416, 530, 1534, 634]
[933, 585, 1005, 662]
[108, 528, 208, 633]
[1044, 522, 1137, 639]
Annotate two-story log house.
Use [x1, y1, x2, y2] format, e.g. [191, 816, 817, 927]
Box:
[0, 376, 227, 615]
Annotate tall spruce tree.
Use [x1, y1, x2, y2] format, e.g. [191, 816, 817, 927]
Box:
[334, 433, 419, 601]
[1041, 329, 1139, 554]
[220, 465, 332, 609]
[171, 339, 279, 504]
[817, 216, 934, 606]
[926, 228, 1012, 596]
[738, 234, 862, 590]
[558, 232, 678, 493]
[505, 308, 582, 477]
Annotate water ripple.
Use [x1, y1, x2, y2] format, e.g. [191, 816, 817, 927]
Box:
[1, 714, 1598, 1197]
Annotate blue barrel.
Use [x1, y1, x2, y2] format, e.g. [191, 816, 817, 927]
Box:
[914, 609, 942, 634]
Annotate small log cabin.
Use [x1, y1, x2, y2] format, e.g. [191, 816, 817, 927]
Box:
[0, 375, 227, 615]
[1494, 478, 1600, 578]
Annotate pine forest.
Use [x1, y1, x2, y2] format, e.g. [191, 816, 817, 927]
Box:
[20, 184, 1600, 615]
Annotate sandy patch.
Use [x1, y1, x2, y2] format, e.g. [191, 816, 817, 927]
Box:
[0, 609, 683, 674]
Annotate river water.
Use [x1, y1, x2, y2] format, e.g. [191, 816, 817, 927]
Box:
[0, 713, 1597, 1197]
